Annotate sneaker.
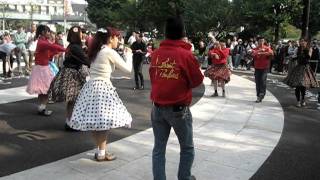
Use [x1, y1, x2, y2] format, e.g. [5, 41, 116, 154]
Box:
[38, 109, 53, 116]
[212, 91, 218, 97]
[296, 101, 301, 107]
[7, 72, 13, 78]
[255, 97, 262, 103]
[301, 101, 306, 107]
[24, 71, 30, 76]
[139, 85, 144, 90]
[17, 71, 23, 76]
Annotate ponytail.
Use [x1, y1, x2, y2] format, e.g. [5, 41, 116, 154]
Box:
[88, 30, 109, 62]
[88, 27, 121, 62]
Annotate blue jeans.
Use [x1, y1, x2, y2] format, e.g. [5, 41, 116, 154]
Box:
[151, 105, 194, 180]
[234, 54, 241, 68]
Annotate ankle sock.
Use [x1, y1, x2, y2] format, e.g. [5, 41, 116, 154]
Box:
[98, 148, 105, 157]
[38, 104, 46, 111]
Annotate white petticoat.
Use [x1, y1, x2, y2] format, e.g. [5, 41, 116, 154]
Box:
[68, 80, 132, 131]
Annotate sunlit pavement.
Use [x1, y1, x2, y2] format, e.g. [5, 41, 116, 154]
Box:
[0, 72, 285, 180]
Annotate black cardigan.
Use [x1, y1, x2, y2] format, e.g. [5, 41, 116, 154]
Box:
[63, 43, 90, 69]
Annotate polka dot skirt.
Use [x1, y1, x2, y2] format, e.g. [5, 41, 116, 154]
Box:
[68, 80, 132, 131]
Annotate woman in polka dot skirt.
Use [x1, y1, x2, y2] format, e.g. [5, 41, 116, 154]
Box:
[68, 27, 133, 161]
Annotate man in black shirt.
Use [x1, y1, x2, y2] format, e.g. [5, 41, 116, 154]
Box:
[131, 33, 147, 90]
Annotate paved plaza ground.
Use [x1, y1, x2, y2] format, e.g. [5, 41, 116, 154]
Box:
[0, 64, 320, 180]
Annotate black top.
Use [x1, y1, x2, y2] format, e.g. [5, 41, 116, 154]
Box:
[311, 47, 319, 61]
[297, 47, 311, 65]
[63, 43, 90, 69]
[233, 44, 244, 55]
[131, 41, 147, 61]
[198, 47, 206, 56]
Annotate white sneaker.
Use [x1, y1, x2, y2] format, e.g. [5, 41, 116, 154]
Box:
[301, 101, 306, 107]
[296, 101, 301, 107]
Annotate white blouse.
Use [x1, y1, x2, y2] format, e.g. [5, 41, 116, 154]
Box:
[90, 46, 132, 84]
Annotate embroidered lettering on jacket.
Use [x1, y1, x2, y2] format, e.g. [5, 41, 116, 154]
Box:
[153, 57, 179, 80]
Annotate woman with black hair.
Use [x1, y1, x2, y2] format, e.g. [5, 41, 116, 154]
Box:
[284, 38, 319, 107]
[26, 25, 65, 116]
[49, 26, 90, 130]
[68, 27, 133, 161]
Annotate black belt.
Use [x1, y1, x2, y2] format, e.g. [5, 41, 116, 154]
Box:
[153, 103, 187, 112]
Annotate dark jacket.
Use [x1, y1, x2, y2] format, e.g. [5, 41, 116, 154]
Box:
[63, 43, 90, 69]
[297, 47, 311, 65]
[131, 41, 147, 62]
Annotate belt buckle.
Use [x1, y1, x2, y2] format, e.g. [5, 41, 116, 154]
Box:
[173, 105, 185, 112]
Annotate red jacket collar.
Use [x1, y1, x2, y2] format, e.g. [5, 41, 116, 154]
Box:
[160, 39, 192, 51]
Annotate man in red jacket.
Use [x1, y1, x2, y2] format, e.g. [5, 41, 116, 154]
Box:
[149, 17, 203, 180]
[252, 37, 274, 103]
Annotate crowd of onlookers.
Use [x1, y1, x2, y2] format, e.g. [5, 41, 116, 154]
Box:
[1, 25, 319, 82]
[0, 24, 94, 80]
[195, 36, 320, 75]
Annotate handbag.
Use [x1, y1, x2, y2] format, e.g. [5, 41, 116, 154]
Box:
[49, 61, 59, 76]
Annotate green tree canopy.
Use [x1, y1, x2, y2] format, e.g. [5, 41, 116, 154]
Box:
[85, 0, 317, 41]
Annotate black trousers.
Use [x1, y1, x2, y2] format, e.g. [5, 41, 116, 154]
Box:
[295, 86, 306, 102]
[254, 69, 268, 98]
[0, 52, 13, 76]
[133, 58, 144, 88]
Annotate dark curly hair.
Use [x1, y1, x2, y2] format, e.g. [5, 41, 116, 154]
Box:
[35, 24, 50, 39]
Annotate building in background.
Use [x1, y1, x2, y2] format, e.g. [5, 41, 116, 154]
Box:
[0, 0, 92, 31]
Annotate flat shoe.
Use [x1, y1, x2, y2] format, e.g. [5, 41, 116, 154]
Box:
[94, 152, 117, 162]
[38, 109, 53, 116]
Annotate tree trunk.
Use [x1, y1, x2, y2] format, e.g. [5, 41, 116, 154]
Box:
[301, 0, 311, 39]
[274, 22, 280, 43]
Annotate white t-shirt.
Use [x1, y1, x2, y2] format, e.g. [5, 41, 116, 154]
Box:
[128, 35, 136, 45]
[26, 31, 37, 52]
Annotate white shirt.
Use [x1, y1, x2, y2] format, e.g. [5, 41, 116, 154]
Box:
[230, 41, 238, 50]
[191, 43, 195, 52]
[26, 31, 37, 52]
[90, 46, 132, 84]
[128, 35, 136, 45]
[246, 44, 256, 53]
